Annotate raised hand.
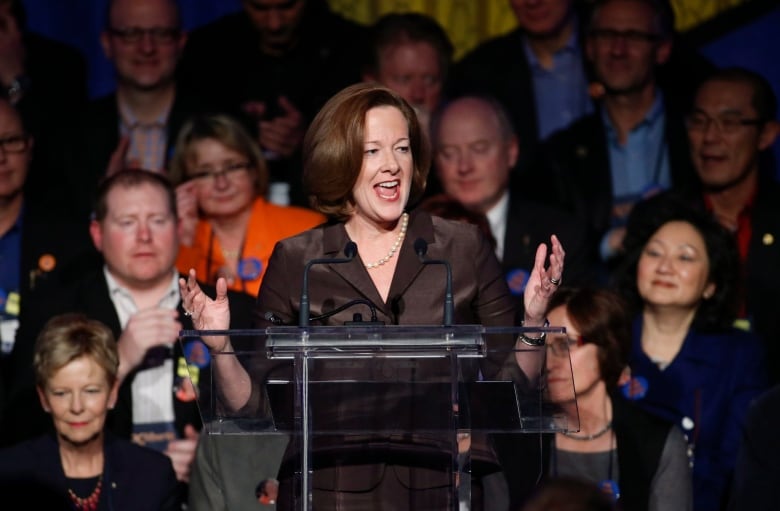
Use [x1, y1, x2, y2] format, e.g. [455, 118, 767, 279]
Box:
[178, 269, 231, 350]
[252, 96, 305, 158]
[524, 234, 565, 324]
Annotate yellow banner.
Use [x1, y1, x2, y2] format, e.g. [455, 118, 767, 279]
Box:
[330, 0, 747, 58]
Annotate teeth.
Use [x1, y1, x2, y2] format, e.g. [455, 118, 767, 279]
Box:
[378, 182, 398, 188]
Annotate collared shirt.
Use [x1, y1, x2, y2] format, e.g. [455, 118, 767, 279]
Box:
[703, 192, 755, 321]
[604, 92, 671, 206]
[105, 267, 180, 449]
[486, 190, 510, 262]
[524, 28, 594, 140]
[118, 101, 172, 172]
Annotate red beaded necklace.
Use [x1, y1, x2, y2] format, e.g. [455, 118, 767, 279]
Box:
[67, 474, 102, 511]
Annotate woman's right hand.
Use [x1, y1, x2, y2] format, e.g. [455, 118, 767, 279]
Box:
[179, 269, 231, 350]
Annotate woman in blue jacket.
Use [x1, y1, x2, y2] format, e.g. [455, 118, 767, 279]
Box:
[615, 195, 769, 511]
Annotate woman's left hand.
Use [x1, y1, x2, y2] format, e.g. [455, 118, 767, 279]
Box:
[523, 234, 565, 325]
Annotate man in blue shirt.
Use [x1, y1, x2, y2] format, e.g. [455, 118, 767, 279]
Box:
[450, 0, 593, 163]
[522, 0, 700, 283]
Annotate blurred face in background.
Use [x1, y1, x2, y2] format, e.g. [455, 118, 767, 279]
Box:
[243, 0, 307, 55]
[586, 0, 670, 96]
[185, 139, 256, 219]
[687, 79, 778, 191]
[368, 39, 444, 119]
[0, 100, 31, 203]
[90, 182, 179, 289]
[636, 220, 715, 311]
[102, 0, 185, 91]
[509, 0, 574, 39]
[434, 97, 518, 215]
[546, 304, 602, 404]
[38, 355, 118, 448]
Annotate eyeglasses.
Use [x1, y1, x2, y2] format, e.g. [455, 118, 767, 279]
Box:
[108, 27, 181, 45]
[686, 112, 764, 135]
[188, 162, 252, 182]
[589, 28, 660, 45]
[0, 134, 29, 153]
[546, 334, 584, 357]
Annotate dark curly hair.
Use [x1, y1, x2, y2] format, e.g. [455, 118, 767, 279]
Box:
[613, 193, 740, 332]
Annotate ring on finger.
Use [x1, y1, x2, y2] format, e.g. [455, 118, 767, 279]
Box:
[549, 277, 561, 286]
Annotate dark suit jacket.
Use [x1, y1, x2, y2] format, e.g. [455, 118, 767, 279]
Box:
[449, 27, 545, 164]
[448, 8, 713, 167]
[729, 384, 780, 511]
[493, 395, 677, 511]
[2, 269, 255, 446]
[17, 32, 88, 211]
[66, 90, 211, 218]
[177, 7, 367, 124]
[502, 190, 598, 289]
[0, 204, 98, 399]
[521, 105, 698, 285]
[0, 432, 181, 510]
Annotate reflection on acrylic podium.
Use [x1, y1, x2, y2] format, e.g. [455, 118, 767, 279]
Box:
[180, 324, 578, 511]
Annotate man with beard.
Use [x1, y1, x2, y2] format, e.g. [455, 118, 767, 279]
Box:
[523, 0, 699, 282]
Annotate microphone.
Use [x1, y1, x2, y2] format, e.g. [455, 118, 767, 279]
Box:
[299, 241, 358, 327]
[414, 238, 454, 326]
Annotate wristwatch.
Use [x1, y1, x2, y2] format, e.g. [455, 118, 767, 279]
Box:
[518, 318, 550, 346]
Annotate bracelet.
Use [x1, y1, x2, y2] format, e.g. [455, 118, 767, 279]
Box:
[518, 318, 550, 346]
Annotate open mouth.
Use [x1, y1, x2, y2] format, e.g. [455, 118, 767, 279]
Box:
[375, 180, 400, 199]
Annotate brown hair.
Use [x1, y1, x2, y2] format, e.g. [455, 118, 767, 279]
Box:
[33, 313, 119, 389]
[168, 112, 269, 196]
[302, 82, 430, 220]
[92, 168, 178, 222]
[546, 287, 632, 391]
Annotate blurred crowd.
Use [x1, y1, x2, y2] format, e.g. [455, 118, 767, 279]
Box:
[0, 1, 778, 510]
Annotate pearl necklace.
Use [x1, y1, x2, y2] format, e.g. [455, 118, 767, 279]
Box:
[561, 421, 612, 441]
[364, 213, 408, 269]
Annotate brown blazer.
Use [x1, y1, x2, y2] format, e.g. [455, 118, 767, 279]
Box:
[253, 208, 518, 510]
[255, 208, 518, 370]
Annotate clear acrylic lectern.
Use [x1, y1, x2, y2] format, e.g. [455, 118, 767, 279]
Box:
[180, 324, 577, 510]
